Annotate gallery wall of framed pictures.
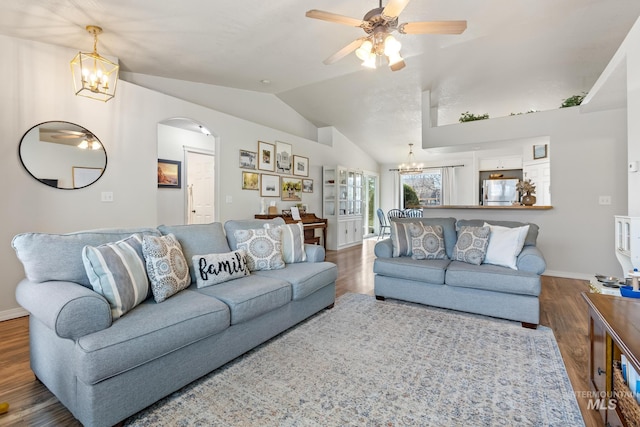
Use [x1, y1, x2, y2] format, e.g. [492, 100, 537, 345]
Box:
[239, 140, 313, 201]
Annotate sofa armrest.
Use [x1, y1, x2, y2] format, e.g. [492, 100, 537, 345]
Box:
[304, 244, 325, 262]
[16, 279, 112, 340]
[516, 246, 546, 275]
[374, 238, 393, 258]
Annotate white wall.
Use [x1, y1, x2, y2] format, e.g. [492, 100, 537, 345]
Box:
[0, 34, 378, 319]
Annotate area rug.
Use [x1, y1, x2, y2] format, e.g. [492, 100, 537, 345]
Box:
[125, 293, 585, 426]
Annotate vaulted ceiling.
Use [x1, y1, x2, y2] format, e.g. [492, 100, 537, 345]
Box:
[1, 1, 638, 164]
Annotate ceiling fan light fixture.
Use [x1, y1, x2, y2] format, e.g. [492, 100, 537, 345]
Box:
[383, 35, 401, 56]
[77, 139, 89, 149]
[362, 53, 377, 69]
[389, 56, 406, 71]
[355, 39, 373, 60]
[70, 25, 119, 102]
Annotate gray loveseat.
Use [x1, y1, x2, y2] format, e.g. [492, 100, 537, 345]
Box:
[12, 218, 337, 427]
[374, 217, 546, 327]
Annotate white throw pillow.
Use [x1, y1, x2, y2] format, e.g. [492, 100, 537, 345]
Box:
[483, 223, 530, 270]
[192, 250, 250, 288]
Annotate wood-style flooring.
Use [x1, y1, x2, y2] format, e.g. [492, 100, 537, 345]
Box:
[0, 238, 602, 426]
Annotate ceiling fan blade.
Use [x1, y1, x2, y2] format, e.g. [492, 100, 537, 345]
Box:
[399, 20, 467, 34]
[382, 0, 411, 19]
[305, 10, 364, 27]
[323, 38, 367, 65]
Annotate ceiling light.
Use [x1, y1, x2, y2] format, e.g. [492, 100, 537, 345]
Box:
[199, 125, 211, 136]
[398, 143, 423, 175]
[355, 40, 373, 60]
[78, 138, 102, 150]
[355, 32, 405, 71]
[70, 25, 119, 102]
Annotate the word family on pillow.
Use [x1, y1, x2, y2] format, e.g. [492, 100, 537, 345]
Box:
[234, 227, 285, 271]
[82, 234, 149, 320]
[390, 221, 424, 257]
[412, 224, 447, 260]
[452, 226, 491, 265]
[483, 222, 530, 270]
[192, 249, 250, 288]
[142, 233, 191, 303]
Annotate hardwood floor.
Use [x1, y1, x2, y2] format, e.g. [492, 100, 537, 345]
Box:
[0, 238, 602, 426]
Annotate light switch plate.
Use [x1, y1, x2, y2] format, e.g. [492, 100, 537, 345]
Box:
[598, 196, 611, 205]
[101, 191, 114, 202]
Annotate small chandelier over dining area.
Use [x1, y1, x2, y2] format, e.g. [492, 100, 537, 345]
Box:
[398, 143, 423, 174]
[70, 25, 119, 102]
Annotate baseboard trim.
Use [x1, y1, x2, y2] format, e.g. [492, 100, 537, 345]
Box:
[0, 307, 28, 322]
[543, 270, 593, 281]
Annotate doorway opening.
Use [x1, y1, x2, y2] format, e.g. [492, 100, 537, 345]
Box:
[362, 173, 379, 238]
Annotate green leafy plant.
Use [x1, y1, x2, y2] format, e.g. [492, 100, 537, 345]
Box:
[459, 111, 489, 123]
[560, 93, 586, 108]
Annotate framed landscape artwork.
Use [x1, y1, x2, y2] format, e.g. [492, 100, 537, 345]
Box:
[533, 144, 548, 159]
[258, 141, 275, 172]
[157, 159, 181, 188]
[293, 155, 309, 177]
[242, 171, 259, 190]
[302, 178, 313, 193]
[260, 173, 280, 197]
[281, 177, 302, 201]
[276, 141, 292, 174]
[239, 149, 257, 169]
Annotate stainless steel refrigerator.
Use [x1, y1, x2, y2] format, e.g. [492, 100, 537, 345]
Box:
[482, 179, 519, 206]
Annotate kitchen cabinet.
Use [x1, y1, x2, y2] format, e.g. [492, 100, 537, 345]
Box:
[478, 156, 522, 171]
[323, 166, 364, 250]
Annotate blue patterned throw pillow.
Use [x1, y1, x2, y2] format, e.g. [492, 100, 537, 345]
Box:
[452, 226, 490, 265]
[234, 228, 285, 271]
[142, 234, 191, 303]
[412, 225, 447, 260]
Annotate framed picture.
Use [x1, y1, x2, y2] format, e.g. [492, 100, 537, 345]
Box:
[157, 159, 181, 188]
[239, 149, 257, 169]
[293, 155, 309, 177]
[302, 178, 314, 193]
[533, 144, 548, 160]
[281, 177, 302, 201]
[258, 141, 275, 171]
[242, 171, 259, 190]
[260, 173, 280, 197]
[276, 141, 292, 174]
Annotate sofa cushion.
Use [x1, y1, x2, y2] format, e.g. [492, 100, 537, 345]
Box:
[142, 234, 191, 303]
[158, 223, 231, 284]
[412, 225, 447, 260]
[196, 275, 291, 324]
[82, 234, 149, 320]
[234, 228, 285, 271]
[76, 289, 230, 385]
[483, 223, 530, 270]
[373, 257, 450, 285]
[224, 218, 286, 250]
[390, 221, 424, 257]
[192, 250, 251, 288]
[11, 228, 160, 288]
[456, 219, 539, 246]
[279, 223, 307, 264]
[452, 226, 490, 265]
[445, 261, 541, 296]
[389, 217, 457, 259]
[252, 262, 338, 300]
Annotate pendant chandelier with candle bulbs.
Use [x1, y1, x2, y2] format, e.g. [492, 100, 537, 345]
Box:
[398, 143, 424, 175]
[70, 25, 119, 102]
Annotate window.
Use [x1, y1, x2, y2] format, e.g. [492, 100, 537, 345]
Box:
[401, 170, 441, 208]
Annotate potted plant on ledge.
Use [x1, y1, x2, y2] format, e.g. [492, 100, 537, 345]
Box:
[516, 179, 537, 206]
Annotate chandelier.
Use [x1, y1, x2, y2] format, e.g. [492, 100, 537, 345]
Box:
[355, 29, 405, 71]
[70, 25, 119, 102]
[398, 143, 423, 174]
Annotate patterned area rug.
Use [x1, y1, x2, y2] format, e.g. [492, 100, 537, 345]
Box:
[125, 293, 584, 426]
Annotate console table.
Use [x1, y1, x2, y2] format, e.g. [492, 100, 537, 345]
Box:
[254, 213, 327, 249]
[583, 292, 640, 426]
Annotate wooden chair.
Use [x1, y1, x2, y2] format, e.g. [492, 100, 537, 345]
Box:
[376, 208, 390, 240]
[404, 209, 423, 218]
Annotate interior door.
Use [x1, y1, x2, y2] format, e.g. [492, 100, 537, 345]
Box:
[186, 150, 215, 224]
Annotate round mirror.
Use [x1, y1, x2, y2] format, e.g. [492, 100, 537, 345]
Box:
[19, 121, 107, 189]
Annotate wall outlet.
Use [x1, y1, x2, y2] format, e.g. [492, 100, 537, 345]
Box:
[598, 195, 611, 205]
[101, 191, 114, 202]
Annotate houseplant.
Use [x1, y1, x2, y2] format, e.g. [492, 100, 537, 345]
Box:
[516, 179, 536, 206]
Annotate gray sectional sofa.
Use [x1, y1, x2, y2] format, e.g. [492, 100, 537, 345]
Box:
[12, 218, 337, 427]
[374, 217, 546, 327]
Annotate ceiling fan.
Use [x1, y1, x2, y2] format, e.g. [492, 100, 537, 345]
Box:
[306, 0, 467, 71]
[40, 127, 101, 149]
